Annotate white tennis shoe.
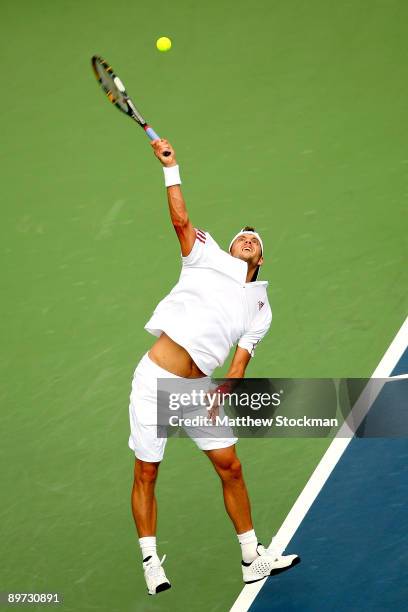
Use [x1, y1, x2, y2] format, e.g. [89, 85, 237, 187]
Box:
[143, 554, 171, 595]
[242, 544, 300, 584]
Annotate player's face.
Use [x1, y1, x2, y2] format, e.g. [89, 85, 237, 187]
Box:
[230, 234, 263, 266]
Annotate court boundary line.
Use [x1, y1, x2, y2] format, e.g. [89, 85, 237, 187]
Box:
[229, 316, 408, 612]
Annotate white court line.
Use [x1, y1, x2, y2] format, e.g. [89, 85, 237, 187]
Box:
[230, 316, 408, 612]
[386, 373, 408, 381]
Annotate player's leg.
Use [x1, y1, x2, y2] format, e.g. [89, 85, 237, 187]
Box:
[128, 353, 171, 595]
[131, 458, 160, 537]
[204, 444, 300, 583]
[204, 445, 253, 533]
[130, 456, 170, 595]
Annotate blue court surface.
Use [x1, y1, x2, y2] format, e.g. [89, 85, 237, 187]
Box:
[392, 346, 408, 376]
[249, 437, 407, 611]
[231, 318, 408, 612]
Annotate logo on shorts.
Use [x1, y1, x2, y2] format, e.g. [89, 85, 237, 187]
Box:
[258, 301, 265, 310]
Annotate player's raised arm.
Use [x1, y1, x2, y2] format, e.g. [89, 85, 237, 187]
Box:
[151, 139, 196, 256]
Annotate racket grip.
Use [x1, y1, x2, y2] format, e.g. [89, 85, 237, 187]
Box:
[144, 125, 160, 141]
[144, 125, 171, 157]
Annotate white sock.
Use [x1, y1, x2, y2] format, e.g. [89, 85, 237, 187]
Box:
[139, 536, 158, 562]
[237, 529, 258, 563]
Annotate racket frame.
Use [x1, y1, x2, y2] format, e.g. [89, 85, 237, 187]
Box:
[91, 55, 160, 141]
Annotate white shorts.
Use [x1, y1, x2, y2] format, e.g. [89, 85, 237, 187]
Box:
[128, 352, 238, 462]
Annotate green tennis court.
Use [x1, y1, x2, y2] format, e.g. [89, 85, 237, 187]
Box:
[1, 1, 407, 610]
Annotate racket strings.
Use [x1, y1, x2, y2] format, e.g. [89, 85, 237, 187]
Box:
[91, 55, 147, 125]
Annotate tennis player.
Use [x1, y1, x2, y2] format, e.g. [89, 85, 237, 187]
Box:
[129, 139, 299, 595]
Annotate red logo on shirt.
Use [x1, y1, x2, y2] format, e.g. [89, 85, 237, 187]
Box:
[195, 228, 206, 243]
[258, 301, 265, 310]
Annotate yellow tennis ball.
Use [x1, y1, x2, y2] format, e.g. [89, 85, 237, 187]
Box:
[156, 37, 172, 52]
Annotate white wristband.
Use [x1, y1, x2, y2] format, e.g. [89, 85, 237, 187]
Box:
[163, 164, 181, 187]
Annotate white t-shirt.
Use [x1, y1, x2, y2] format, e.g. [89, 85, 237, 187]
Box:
[145, 229, 272, 376]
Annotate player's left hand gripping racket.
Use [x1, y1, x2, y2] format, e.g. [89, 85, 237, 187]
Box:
[91, 55, 170, 156]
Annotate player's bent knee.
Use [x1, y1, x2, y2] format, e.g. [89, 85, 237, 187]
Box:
[134, 459, 160, 484]
[229, 459, 243, 480]
[218, 459, 243, 482]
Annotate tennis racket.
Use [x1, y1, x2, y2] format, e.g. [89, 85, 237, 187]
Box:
[91, 55, 170, 156]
